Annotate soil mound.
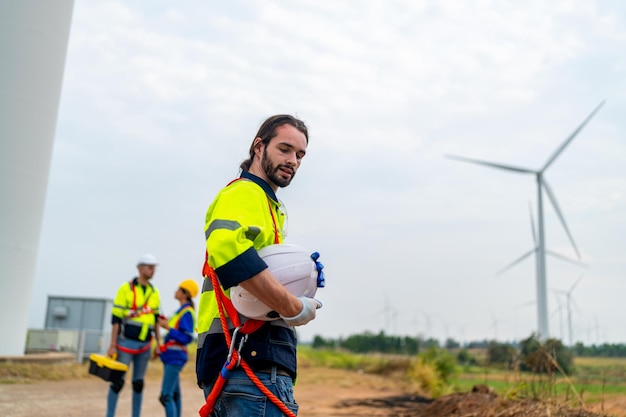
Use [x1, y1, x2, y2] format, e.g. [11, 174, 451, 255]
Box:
[339, 386, 604, 417]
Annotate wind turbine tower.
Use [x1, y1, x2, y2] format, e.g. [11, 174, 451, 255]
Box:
[447, 102, 604, 340]
[0, 0, 74, 355]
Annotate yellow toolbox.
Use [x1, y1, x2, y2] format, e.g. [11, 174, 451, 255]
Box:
[88, 353, 128, 383]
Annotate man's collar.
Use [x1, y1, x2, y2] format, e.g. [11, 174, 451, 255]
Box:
[240, 171, 278, 201]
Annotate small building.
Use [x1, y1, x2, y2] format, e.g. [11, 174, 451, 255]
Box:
[27, 295, 113, 357]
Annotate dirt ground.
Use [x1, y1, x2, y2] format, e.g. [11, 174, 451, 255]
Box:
[1, 362, 625, 417]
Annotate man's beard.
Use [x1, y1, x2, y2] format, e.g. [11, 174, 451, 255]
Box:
[262, 149, 295, 188]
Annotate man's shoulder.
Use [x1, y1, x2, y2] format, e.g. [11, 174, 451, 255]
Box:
[219, 178, 265, 198]
[225, 177, 262, 190]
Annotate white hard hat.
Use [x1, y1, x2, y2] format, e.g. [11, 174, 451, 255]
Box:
[137, 253, 158, 266]
[231, 244, 318, 320]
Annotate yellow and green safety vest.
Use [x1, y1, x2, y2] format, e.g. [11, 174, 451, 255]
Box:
[112, 279, 161, 341]
[197, 173, 285, 341]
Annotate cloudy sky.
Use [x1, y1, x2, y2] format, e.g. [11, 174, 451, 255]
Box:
[31, 0, 626, 345]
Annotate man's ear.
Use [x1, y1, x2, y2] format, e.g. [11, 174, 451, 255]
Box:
[253, 137, 264, 157]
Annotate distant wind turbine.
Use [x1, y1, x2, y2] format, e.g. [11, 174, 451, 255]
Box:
[553, 275, 583, 346]
[489, 312, 499, 341]
[495, 202, 587, 277]
[418, 310, 435, 338]
[446, 101, 604, 340]
[552, 293, 565, 340]
[376, 293, 399, 334]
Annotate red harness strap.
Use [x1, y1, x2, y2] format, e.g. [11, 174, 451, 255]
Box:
[198, 265, 295, 417]
[117, 341, 151, 355]
[128, 281, 155, 317]
[199, 184, 295, 417]
[158, 340, 187, 354]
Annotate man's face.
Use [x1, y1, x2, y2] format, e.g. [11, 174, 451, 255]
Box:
[259, 124, 307, 189]
[138, 264, 156, 279]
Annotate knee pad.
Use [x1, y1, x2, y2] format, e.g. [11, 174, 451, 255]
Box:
[159, 393, 170, 406]
[111, 379, 124, 394]
[132, 379, 144, 393]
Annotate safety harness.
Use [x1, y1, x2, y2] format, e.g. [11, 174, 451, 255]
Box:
[199, 181, 296, 417]
[117, 280, 156, 354]
[158, 305, 195, 354]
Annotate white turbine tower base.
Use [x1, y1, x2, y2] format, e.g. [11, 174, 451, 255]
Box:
[446, 101, 604, 340]
[0, 1, 74, 355]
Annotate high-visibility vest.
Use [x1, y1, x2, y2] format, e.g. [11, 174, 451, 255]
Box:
[112, 279, 161, 341]
[168, 305, 195, 333]
[160, 304, 196, 354]
[197, 174, 285, 340]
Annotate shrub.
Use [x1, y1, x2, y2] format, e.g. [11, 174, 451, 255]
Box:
[456, 349, 479, 366]
[519, 334, 573, 375]
[487, 341, 517, 369]
[407, 347, 457, 397]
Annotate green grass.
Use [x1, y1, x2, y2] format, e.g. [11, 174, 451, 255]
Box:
[451, 355, 626, 406]
[297, 347, 626, 404]
[297, 345, 411, 375]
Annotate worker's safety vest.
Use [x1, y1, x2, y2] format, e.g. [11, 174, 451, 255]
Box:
[160, 305, 196, 353]
[112, 279, 161, 341]
[168, 305, 195, 334]
[197, 174, 285, 345]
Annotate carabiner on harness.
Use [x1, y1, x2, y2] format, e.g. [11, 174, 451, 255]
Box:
[226, 325, 248, 368]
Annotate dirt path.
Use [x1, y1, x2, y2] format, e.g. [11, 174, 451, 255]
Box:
[0, 365, 404, 417]
[1, 364, 624, 417]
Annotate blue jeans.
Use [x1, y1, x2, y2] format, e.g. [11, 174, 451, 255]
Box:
[160, 364, 183, 417]
[202, 367, 298, 417]
[106, 338, 151, 417]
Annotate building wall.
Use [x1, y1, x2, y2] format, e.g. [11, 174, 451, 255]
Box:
[43, 296, 112, 355]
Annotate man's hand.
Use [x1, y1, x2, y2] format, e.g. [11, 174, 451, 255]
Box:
[280, 296, 322, 326]
[107, 344, 117, 359]
[157, 316, 170, 330]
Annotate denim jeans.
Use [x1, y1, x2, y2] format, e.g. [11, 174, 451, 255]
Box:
[106, 338, 151, 417]
[160, 364, 183, 417]
[202, 367, 299, 417]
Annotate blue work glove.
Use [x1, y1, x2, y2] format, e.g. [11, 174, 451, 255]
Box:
[310, 252, 325, 288]
[280, 296, 322, 326]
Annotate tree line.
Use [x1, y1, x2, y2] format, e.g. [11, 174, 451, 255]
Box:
[312, 331, 626, 358]
[311, 331, 626, 375]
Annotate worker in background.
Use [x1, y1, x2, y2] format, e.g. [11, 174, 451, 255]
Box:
[197, 114, 321, 416]
[106, 253, 162, 417]
[156, 279, 198, 417]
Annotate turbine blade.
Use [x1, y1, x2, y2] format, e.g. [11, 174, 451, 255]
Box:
[569, 275, 584, 294]
[542, 100, 606, 172]
[528, 201, 537, 245]
[546, 250, 588, 267]
[543, 179, 581, 259]
[445, 154, 536, 174]
[495, 249, 535, 276]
